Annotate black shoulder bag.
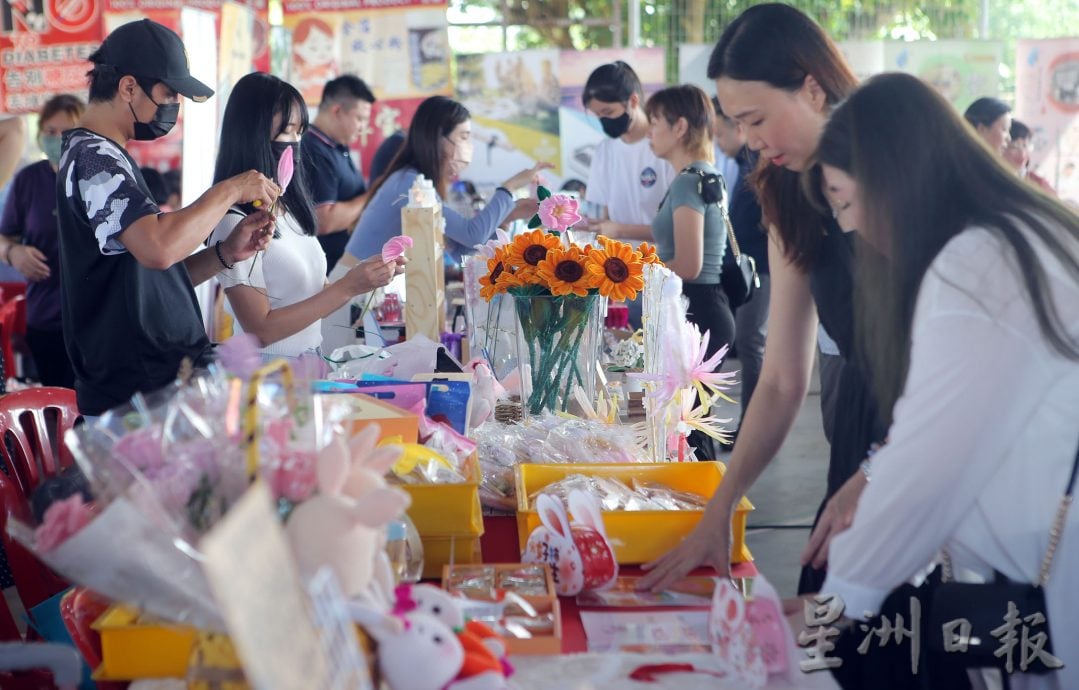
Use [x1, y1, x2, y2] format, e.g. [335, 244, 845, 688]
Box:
[683, 166, 759, 308]
[926, 438, 1078, 678]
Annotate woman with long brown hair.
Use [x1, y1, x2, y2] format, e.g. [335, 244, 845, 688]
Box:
[815, 71, 1079, 690]
[643, 2, 882, 591]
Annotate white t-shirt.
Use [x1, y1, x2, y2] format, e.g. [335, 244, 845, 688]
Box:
[824, 223, 1079, 690]
[585, 136, 674, 226]
[209, 211, 328, 358]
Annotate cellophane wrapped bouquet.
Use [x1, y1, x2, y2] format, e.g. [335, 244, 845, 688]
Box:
[7, 336, 367, 630]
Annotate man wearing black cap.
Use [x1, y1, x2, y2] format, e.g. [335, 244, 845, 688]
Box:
[57, 19, 280, 416]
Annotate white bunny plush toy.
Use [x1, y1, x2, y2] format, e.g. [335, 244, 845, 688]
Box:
[522, 489, 618, 596]
[350, 601, 511, 690]
[285, 424, 410, 609]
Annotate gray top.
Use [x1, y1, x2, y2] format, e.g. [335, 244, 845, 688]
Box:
[651, 160, 727, 285]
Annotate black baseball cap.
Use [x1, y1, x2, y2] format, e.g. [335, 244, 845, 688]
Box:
[92, 19, 214, 103]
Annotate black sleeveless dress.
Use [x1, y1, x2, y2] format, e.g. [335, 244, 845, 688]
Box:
[799, 217, 887, 594]
[802, 219, 970, 690]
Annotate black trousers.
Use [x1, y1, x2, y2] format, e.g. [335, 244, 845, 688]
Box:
[26, 326, 75, 389]
[681, 283, 735, 459]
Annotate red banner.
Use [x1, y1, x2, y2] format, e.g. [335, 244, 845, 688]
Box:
[283, 0, 444, 12]
[0, 0, 104, 113]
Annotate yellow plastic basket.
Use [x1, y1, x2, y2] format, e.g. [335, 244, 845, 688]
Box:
[515, 462, 754, 565]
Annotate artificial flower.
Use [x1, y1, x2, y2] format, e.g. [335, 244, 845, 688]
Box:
[685, 339, 737, 404]
[35, 494, 94, 552]
[474, 227, 511, 259]
[536, 246, 595, 297]
[538, 194, 583, 232]
[382, 235, 413, 263]
[505, 229, 561, 277]
[585, 240, 645, 301]
[479, 251, 510, 301]
[277, 144, 294, 192]
[216, 333, 263, 380]
[637, 242, 662, 265]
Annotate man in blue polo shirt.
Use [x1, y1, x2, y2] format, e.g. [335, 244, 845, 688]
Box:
[302, 74, 375, 273]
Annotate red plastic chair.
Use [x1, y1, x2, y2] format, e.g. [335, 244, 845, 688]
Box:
[0, 293, 27, 379]
[0, 281, 26, 304]
[0, 388, 80, 619]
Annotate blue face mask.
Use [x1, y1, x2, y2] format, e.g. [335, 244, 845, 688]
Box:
[40, 134, 63, 166]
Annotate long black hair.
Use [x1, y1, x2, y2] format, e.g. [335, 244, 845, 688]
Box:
[707, 3, 858, 270]
[816, 73, 1079, 420]
[361, 95, 470, 211]
[214, 72, 317, 235]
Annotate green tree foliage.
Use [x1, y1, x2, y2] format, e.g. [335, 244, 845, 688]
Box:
[452, 0, 1079, 86]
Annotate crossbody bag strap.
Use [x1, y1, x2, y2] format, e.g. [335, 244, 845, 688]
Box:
[941, 438, 1079, 585]
[683, 166, 741, 261]
[1037, 438, 1079, 586]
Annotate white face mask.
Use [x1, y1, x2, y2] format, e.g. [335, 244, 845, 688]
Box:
[445, 135, 473, 177]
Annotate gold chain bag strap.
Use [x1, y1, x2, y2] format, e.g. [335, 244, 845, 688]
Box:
[927, 438, 1079, 677]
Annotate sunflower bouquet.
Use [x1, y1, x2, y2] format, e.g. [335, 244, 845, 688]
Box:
[477, 187, 660, 416]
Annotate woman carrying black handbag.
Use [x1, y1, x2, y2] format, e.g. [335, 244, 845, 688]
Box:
[644, 84, 736, 460]
[804, 73, 1079, 690]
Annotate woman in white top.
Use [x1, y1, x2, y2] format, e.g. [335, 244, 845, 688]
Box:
[810, 73, 1079, 690]
[209, 73, 403, 359]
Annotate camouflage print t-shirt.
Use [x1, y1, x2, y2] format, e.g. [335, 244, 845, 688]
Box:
[56, 128, 212, 415]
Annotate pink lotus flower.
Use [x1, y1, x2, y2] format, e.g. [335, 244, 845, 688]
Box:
[277, 144, 294, 193]
[538, 194, 582, 232]
[382, 235, 413, 263]
[35, 495, 94, 552]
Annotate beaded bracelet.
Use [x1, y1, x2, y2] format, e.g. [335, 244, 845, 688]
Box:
[214, 241, 235, 270]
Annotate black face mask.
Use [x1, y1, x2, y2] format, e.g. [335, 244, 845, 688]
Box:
[600, 110, 631, 139]
[271, 141, 300, 170]
[130, 90, 179, 141]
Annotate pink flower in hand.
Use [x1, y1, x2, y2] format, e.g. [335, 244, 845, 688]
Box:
[277, 144, 295, 193]
[35, 495, 94, 552]
[538, 194, 583, 232]
[382, 235, 414, 263]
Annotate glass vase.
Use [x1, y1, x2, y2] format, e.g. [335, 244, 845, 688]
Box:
[462, 255, 518, 380]
[513, 293, 603, 418]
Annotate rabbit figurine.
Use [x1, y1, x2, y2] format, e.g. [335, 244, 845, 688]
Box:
[350, 602, 510, 690]
[394, 583, 513, 679]
[522, 490, 617, 596]
[285, 424, 410, 606]
[351, 605, 463, 690]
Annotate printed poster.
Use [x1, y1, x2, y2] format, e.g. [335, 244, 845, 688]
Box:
[217, 1, 254, 125]
[0, 0, 104, 113]
[883, 39, 1002, 112]
[282, 0, 450, 177]
[1015, 38, 1079, 207]
[456, 48, 561, 188]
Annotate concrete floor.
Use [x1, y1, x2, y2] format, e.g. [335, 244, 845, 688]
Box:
[717, 354, 831, 597]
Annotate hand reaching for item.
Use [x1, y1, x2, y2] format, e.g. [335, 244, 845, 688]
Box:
[341, 254, 408, 296]
[638, 515, 734, 591]
[221, 210, 274, 265]
[800, 469, 869, 570]
[500, 161, 555, 191]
